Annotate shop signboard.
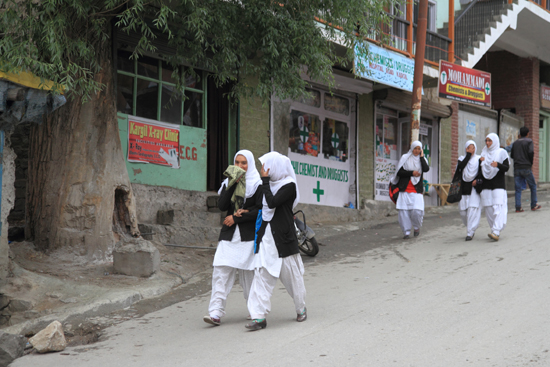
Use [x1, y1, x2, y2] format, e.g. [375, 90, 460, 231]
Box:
[289, 151, 351, 207]
[127, 116, 180, 168]
[541, 84, 550, 110]
[439, 60, 491, 108]
[374, 157, 398, 202]
[355, 43, 415, 92]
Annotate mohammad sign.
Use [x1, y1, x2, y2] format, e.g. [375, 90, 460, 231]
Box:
[541, 84, 550, 110]
[439, 60, 491, 108]
[127, 116, 180, 169]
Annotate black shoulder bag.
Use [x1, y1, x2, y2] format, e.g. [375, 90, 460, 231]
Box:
[446, 166, 463, 204]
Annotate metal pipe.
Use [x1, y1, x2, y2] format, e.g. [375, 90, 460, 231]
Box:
[407, 0, 414, 56]
[448, 0, 455, 62]
[164, 243, 217, 250]
[410, 0, 429, 143]
[455, 0, 480, 24]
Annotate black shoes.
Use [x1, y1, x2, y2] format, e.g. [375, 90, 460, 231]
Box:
[465, 236, 473, 241]
[245, 319, 267, 331]
[297, 307, 307, 322]
[413, 230, 420, 237]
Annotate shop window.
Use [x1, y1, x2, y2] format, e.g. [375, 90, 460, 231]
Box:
[322, 119, 349, 162]
[376, 114, 398, 160]
[297, 88, 321, 108]
[116, 49, 205, 128]
[324, 93, 349, 116]
[289, 110, 321, 157]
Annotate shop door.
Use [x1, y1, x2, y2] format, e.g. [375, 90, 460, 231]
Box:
[206, 79, 232, 191]
[398, 119, 439, 206]
[540, 112, 550, 182]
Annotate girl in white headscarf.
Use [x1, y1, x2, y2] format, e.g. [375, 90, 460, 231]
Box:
[390, 141, 430, 239]
[204, 150, 262, 326]
[479, 133, 510, 241]
[245, 152, 307, 331]
[456, 140, 481, 241]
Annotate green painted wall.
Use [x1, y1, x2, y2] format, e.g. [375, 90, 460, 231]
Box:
[436, 0, 462, 30]
[358, 93, 375, 206]
[440, 115, 453, 183]
[118, 113, 207, 191]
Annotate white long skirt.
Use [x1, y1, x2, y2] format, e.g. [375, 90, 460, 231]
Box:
[213, 226, 255, 270]
[481, 189, 507, 236]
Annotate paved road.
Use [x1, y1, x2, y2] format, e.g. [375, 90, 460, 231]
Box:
[14, 192, 550, 367]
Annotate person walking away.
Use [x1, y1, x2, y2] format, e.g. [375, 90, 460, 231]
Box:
[479, 133, 510, 241]
[510, 127, 541, 212]
[390, 141, 430, 239]
[245, 152, 307, 331]
[204, 150, 262, 326]
[456, 140, 481, 241]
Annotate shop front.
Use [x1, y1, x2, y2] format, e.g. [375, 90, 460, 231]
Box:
[373, 89, 450, 206]
[285, 87, 357, 207]
[539, 84, 550, 182]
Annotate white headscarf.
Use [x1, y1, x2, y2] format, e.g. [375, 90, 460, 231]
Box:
[258, 152, 300, 221]
[217, 150, 262, 201]
[390, 141, 426, 186]
[459, 140, 480, 182]
[480, 133, 509, 180]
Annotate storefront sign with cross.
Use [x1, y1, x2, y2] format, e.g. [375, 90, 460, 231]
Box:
[331, 132, 339, 148]
[313, 181, 324, 202]
[300, 126, 309, 142]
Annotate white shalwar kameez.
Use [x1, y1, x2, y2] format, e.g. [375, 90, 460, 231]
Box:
[208, 225, 255, 319]
[396, 192, 424, 236]
[458, 140, 482, 238]
[208, 149, 261, 320]
[479, 133, 509, 237]
[392, 141, 427, 237]
[246, 152, 306, 320]
[247, 225, 306, 320]
[480, 189, 507, 236]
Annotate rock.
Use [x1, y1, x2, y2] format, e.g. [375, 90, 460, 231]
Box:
[29, 321, 67, 353]
[60, 298, 78, 304]
[46, 292, 62, 299]
[0, 295, 9, 310]
[0, 331, 26, 366]
[7, 299, 33, 312]
[112, 238, 160, 277]
[156, 209, 174, 225]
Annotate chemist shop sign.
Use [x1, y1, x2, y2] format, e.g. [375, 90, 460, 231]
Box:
[128, 116, 180, 169]
[439, 60, 491, 108]
[289, 151, 350, 207]
[355, 43, 415, 92]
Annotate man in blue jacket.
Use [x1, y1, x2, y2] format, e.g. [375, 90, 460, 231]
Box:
[510, 127, 541, 212]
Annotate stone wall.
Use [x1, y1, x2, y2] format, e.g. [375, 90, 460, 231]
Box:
[7, 123, 30, 240]
[1, 132, 17, 281]
[357, 93, 375, 207]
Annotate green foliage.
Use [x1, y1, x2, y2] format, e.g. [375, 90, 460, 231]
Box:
[0, 0, 398, 102]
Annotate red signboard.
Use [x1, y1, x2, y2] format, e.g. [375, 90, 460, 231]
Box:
[541, 84, 550, 110]
[127, 116, 180, 169]
[439, 60, 491, 108]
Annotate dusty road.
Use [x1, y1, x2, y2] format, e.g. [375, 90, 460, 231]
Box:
[14, 192, 550, 367]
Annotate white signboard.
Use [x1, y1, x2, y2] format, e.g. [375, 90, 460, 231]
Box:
[374, 157, 398, 201]
[466, 120, 476, 137]
[355, 43, 415, 92]
[289, 151, 350, 207]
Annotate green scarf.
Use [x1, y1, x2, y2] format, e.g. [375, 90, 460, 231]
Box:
[223, 165, 247, 213]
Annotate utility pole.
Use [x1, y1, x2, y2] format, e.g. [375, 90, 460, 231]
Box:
[410, 0, 429, 144]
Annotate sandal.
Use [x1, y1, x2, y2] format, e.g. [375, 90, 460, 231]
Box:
[515, 208, 524, 213]
[531, 205, 542, 211]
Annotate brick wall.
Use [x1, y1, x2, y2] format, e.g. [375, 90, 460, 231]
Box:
[440, 101, 459, 182]
[477, 52, 541, 178]
[357, 93, 374, 206]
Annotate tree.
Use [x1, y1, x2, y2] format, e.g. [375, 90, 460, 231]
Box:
[0, 0, 396, 257]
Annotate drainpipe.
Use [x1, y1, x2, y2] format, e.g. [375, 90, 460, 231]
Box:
[410, 0, 429, 143]
[448, 0, 455, 63]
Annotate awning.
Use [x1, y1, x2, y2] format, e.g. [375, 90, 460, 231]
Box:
[373, 88, 452, 118]
[0, 70, 66, 129]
